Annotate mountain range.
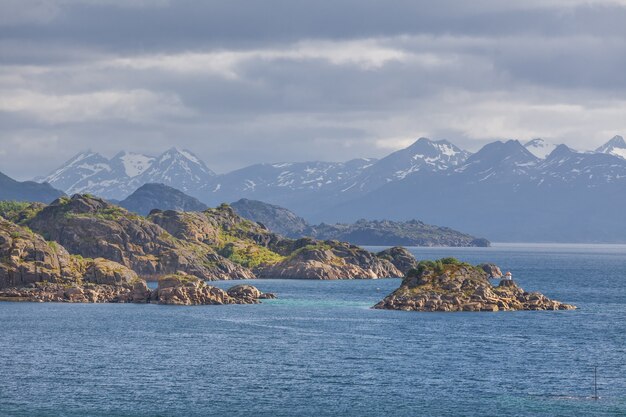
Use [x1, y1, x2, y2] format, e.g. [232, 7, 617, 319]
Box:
[12, 134, 626, 242]
[38, 148, 215, 200]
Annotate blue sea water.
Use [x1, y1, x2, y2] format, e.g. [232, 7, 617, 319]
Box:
[0, 243, 625, 417]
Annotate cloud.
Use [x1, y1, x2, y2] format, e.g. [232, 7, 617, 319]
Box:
[109, 39, 410, 76]
[0, 0, 625, 180]
[0, 89, 193, 123]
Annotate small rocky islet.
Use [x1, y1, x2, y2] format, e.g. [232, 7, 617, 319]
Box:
[374, 258, 576, 312]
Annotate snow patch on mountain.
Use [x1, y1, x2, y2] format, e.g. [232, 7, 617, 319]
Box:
[116, 152, 154, 177]
[524, 139, 557, 159]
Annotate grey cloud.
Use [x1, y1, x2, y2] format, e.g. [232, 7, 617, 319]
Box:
[1, 0, 626, 180]
[2, 1, 626, 56]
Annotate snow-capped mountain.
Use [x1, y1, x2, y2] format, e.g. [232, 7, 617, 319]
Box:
[455, 140, 539, 182]
[42, 151, 123, 196]
[41, 148, 215, 200]
[537, 144, 626, 186]
[323, 137, 626, 243]
[133, 148, 215, 195]
[198, 158, 377, 205]
[524, 138, 558, 159]
[336, 138, 470, 195]
[374, 138, 470, 180]
[196, 138, 471, 207]
[595, 135, 626, 159]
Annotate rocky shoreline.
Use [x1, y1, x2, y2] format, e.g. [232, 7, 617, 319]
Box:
[0, 275, 275, 305]
[374, 258, 576, 312]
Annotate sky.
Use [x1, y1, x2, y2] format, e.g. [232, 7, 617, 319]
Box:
[1, 0, 626, 180]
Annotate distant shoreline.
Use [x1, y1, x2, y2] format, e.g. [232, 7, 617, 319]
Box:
[364, 242, 626, 250]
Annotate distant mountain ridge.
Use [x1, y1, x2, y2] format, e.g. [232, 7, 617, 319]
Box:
[305, 219, 490, 247]
[231, 198, 489, 247]
[32, 135, 626, 242]
[0, 171, 64, 203]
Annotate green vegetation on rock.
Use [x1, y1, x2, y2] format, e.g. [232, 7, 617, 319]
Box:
[0, 201, 44, 224]
[219, 242, 284, 268]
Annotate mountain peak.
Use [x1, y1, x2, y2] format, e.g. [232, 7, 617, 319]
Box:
[410, 137, 433, 146]
[599, 135, 626, 149]
[545, 144, 574, 159]
[596, 135, 626, 159]
[458, 139, 538, 177]
[157, 147, 205, 166]
[65, 150, 102, 164]
[371, 137, 470, 180]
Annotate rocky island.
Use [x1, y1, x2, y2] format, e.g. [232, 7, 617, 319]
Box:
[0, 215, 273, 304]
[230, 198, 490, 247]
[5, 194, 406, 281]
[0, 195, 417, 304]
[374, 258, 576, 312]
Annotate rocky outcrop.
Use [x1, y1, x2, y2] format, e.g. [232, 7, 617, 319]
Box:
[25, 195, 253, 280]
[151, 275, 268, 305]
[256, 240, 403, 279]
[119, 183, 208, 216]
[0, 214, 274, 304]
[0, 215, 156, 303]
[374, 258, 576, 312]
[0, 281, 151, 303]
[0, 274, 270, 305]
[0, 215, 139, 289]
[376, 246, 419, 274]
[479, 263, 503, 279]
[0, 268, 270, 307]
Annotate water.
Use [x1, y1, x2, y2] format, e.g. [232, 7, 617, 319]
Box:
[1, 244, 625, 416]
